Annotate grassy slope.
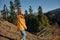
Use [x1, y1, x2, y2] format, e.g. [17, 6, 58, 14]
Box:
[0, 19, 60, 40]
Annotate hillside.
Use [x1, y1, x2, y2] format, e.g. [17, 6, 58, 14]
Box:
[0, 19, 43, 40]
[45, 8, 60, 17]
[0, 19, 60, 40]
[45, 8, 60, 25]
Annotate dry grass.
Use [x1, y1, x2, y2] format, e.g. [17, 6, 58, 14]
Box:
[0, 20, 60, 40]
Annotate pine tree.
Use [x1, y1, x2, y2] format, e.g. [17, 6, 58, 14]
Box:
[29, 6, 33, 14]
[37, 6, 43, 21]
[37, 6, 52, 36]
[10, 1, 15, 11]
[38, 14, 53, 36]
[14, 0, 21, 9]
[38, 6, 42, 15]
[39, 14, 50, 29]
[24, 10, 28, 16]
[9, 1, 17, 25]
[1, 4, 8, 20]
[25, 14, 39, 33]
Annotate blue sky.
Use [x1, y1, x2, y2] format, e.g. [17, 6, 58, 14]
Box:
[0, 0, 60, 14]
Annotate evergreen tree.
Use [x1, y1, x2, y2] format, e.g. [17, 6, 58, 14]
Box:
[38, 6, 42, 15]
[1, 4, 8, 20]
[39, 14, 50, 29]
[29, 6, 33, 14]
[24, 10, 28, 16]
[37, 13, 52, 36]
[9, 1, 17, 25]
[37, 6, 43, 21]
[52, 14, 60, 25]
[14, 0, 21, 9]
[26, 14, 39, 33]
[10, 1, 15, 11]
[37, 6, 51, 35]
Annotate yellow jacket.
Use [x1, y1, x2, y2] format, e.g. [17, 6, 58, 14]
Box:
[17, 15, 27, 31]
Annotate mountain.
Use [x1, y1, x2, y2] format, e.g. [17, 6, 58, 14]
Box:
[45, 8, 60, 15]
[45, 8, 60, 25]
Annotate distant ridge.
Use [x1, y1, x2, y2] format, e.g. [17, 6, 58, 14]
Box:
[46, 8, 60, 14]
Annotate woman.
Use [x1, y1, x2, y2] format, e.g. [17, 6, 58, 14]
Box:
[17, 9, 27, 40]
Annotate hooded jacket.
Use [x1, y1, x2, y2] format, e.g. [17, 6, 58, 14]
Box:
[17, 15, 27, 31]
